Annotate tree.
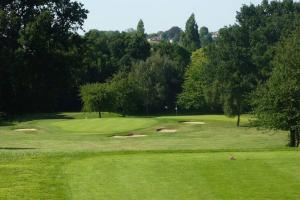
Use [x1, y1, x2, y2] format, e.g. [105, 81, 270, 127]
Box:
[153, 42, 191, 108]
[162, 26, 183, 42]
[80, 83, 114, 118]
[109, 72, 142, 116]
[131, 53, 177, 114]
[236, 0, 300, 80]
[127, 32, 151, 61]
[137, 19, 145, 37]
[82, 30, 123, 83]
[180, 14, 201, 52]
[199, 26, 213, 47]
[251, 28, 300, 147]
[203, 26, 256, 126]
[0, 0, 88, 114]
[178, 49, 208, 111]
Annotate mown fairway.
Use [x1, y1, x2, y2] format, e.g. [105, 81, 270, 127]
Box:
[0, 113, 299, 199]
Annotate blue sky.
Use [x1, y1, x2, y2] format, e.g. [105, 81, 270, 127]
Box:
[78, 0, 262, 33]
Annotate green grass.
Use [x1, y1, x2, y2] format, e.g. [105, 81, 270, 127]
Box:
[0, 113, 299, 199]
[50, 118, 158, 134]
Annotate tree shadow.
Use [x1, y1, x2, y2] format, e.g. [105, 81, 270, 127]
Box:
[8, 113, 74, 123]
[0, 147, 37, 150]
[0, 121, 15, 126]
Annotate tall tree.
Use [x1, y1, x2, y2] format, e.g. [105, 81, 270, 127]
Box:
[236, 0, 300, 79]
[180, 14, 201, 52]
[0, 0, 88, 114]
[153, 42, 191, 108]
[178, 49, 208, 111]
[131, 53, 177, 114]
[203, 26, 256, 126]
[251, 28, 300, 147]
[137, 19, 145, 37]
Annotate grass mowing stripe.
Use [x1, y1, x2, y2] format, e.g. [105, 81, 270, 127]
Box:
[50, 118, 158, 134]
[64, 151, 300, 200]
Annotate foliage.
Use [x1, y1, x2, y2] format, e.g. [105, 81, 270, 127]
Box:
[82, 27, 151, 83]
[80, 83, 114, 117]
[180, 14, 201, 52]
[202, 26, 256, 126]
[181, 0, 300, 126]
[109, 72, 142, 115]
[0, 0, 88, 114]
[236, 0, 300, 79]
[162, 26, 183, 42]
[178, 49, 208, 111]
[130, 53, 177, 113]
[199, 26, 213, 47]
[251, 28, 300, 147]
[137, 19, 146, 37]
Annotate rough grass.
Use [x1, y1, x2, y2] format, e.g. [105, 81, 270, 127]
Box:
[0, 113, 298, 199]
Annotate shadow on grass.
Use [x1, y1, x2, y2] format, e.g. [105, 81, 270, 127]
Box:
[0, 147, 37, 150]
[9, 113, 74, 123]
[0, 121, 15, 126]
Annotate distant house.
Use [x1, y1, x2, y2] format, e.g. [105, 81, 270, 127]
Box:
[211, 31, 219, 40]
[147, 35, 162, 44]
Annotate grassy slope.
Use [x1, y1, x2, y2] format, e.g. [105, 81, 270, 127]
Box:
[0, 114, 288, 151]
[0, 113, 299, 200]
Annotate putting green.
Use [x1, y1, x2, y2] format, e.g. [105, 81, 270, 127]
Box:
[50, 118, 158, 134]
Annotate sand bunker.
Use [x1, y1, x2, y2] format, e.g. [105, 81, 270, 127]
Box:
[14, 129, 37, 132]
[112, 133, 147, 139]
[157, 128, 177, 133]
[183, 121, 206, 125]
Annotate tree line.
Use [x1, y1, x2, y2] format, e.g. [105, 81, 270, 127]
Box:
[179, 0, 300, 146]
[1, 1, 300, 146]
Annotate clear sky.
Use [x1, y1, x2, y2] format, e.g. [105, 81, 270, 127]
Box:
[78, 0, 262, 33]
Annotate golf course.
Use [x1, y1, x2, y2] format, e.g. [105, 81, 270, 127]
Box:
[2, 0, 300, 199]
[0, 113, 299, 199]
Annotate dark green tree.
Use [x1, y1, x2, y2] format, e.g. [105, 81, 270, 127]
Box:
[180, 14, 201, 52]
[162, 26, 183, 42]
[199, 26, 213, 47]
[109, 72, 142, 116]
[137, 19, 145, 37]
[203, 26, 256, 126]
[0, 0, 88, 114]
[153, 42, 191, 108]
[251, 28, 300, 147]
[236, 0, 300, 79]
[131, 53, 177, 114]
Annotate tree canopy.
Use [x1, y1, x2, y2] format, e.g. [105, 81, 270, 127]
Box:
[0, 0, 88, 114]
[180, 14, 201, 52]
[251, 27, 300, 147]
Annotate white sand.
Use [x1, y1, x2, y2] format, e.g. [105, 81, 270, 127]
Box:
[183, 122, 206, 125]
[14, 129, 37, 132]
[113, 135, 147, 139]
[157, 129, 177, 133]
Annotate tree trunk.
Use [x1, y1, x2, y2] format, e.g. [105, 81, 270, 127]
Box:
[236, 101, 241, 127]
[296, 130, 300, 147]
[289, 128, 297, 147]
[237, 113, 241, 127]
[98, 112, 102, 118]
